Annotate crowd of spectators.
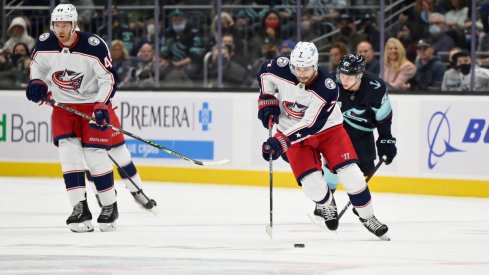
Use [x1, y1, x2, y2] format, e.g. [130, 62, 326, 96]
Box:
[1, 0, 489, 91]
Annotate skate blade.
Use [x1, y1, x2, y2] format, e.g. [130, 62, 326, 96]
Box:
[307, 213, 327, 229]
[99, 222, 116, 232]
[378, 234, 391, 241]
[68, 220, 94, 233]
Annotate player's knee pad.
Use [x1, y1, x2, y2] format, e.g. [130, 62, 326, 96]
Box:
[83, 147, 112, 175]
[336, 163, 367, 194]
[109, 144, 132, 167]
[300, 171, 328, 202]
[322, 167, 339, 190]
[58, 138, 85, 172]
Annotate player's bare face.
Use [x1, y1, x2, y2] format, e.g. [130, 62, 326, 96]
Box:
[53, 22, 73, 44]
[294, 66, 316, 84]
[340, 74, 361, 91]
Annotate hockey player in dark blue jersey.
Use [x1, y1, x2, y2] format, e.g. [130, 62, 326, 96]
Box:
[323, 53, 397, 192]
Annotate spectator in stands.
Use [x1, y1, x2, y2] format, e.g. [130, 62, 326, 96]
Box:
[299, 10, 320, 42]
[249, 40, 279, 87]
[396, 23, 419, 63]
[250, 11, 284, 61]
[132, 16, 159, 56]
[355, 14, 381, 51]
[328, 41, 348, 74]
[445, 0, 469, 31]
[111, 40, 133, 86]
[123, 43, 157, 88]
[441, 49, 489, 91]
[2, 17, 35, 53]
[333, 14, 358, 52]
[278, 39, 296, 56]
[0, 42, 30, 87]
[97, 5, 137, 54]
[411, 38, 447, 91]
[160, 9, 205, 85]
[222, 32, 252, 73]
[429, 13, 456, 53]
[383, 37, 416, 91]
[356, 40, 380, 76]
[306, 0, 346, 27]
[207, 44, 248, 88]
[210, 12, 238, 43]
[235, 9, 259, 42]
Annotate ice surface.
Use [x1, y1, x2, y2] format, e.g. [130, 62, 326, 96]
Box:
[1, 177, 489, 275]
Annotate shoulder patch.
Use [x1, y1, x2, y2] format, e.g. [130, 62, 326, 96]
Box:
[39, 33, 50, 41]
[88, 36, 100, 46]
[276, 57, 289, 67]
[325, 78, 336, 89]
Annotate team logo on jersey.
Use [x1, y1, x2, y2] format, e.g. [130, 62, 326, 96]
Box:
[276, 57, 289, 67]
[52, 69, 84, 92]
[39, 33, 50, 41]
[282, 101, 307, 120]
[325, 78, 336, 89]
[88, 36, 100, 46]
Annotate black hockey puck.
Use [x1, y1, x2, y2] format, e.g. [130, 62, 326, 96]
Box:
[294, 243, 305, 248]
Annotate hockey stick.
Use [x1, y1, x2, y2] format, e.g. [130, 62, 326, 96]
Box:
[42, 98, 229, 166]
[265, 117, 274, 239]
[107, 154, 159, 215]
[337, 155, 387, 219]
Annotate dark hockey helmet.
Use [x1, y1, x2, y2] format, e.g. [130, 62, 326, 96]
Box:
[337, 53, 366, 75]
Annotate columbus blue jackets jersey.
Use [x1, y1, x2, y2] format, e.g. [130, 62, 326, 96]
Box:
[256, 56, 342, 144]
[336, 71, 393, 160]
[30, 31, 116, 104]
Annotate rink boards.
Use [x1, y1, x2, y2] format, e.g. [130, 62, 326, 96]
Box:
[1, 91, 488, 197]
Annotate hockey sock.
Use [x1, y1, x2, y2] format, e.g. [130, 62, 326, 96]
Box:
[63, 171, 87, 207]
[92, 171, 116, 206]
[337, 163, 374, 218]
[117, 162, 143, 192]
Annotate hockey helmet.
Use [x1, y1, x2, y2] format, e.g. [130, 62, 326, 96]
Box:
[289, 41, 319, 72]
[50, 4, 78, 34]
[337, 53, 366, 76]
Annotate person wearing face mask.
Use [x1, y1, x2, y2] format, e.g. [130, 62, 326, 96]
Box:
[411, 38, 446, 91]
[0, 42, 30, 87]
[250, 11, 283, 61]
[159, 9, 205, 86]
[441, 49, 489, 91]
[428, 13, 455, 53]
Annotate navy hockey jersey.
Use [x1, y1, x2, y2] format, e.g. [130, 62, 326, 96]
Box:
[30, 31, 116, 104]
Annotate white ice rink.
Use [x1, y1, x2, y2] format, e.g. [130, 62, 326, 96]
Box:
[1, 177, 489, 275]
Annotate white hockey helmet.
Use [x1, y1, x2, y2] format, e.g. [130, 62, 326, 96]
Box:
[50, 4, 78, 34]
[289, 41, 319, 73]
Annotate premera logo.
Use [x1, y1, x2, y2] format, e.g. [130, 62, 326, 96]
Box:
[427, 109, 464, 169]
[198, 102, 212, 131]
[0, 113, 52, 143]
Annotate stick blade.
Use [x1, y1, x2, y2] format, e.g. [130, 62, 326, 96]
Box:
[198, 159, 230, 166]
[265, 224, 273, 239]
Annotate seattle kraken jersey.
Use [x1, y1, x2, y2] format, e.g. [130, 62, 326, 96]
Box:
[257, 56, 342, 144]
[337, 71, 393, 159]
[30, 31, 116, 104]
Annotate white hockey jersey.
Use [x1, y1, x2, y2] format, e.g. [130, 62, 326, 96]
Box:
[30, 31, 116, 104]
[257, 56, 343, 144]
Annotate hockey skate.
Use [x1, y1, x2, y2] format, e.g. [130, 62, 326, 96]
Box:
[131, 190, 159, 215]
[97, 202, 119, 232]
[353, 208, 390, 240]
[66, 200, 94, 233]
[312, 197, 339, 231]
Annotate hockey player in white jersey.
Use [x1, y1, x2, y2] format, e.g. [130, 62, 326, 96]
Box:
[26, 4, 119, 232]
[257, 41, 389, 238]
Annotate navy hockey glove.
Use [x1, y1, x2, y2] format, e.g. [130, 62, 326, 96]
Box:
[89, 102, 110, 131]
[26, 79, 48, 103]
[258, 94, 280, 129]
[376, 137, 397, 165]
[262, 132, 291, 161]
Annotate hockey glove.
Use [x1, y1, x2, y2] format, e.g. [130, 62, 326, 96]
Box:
[376, 137, 397, 165]
[26, 79, 48, 103]
[262, 132, 291, 161]
[89, 102, 110, 131]
[258, 94, 280, 129]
